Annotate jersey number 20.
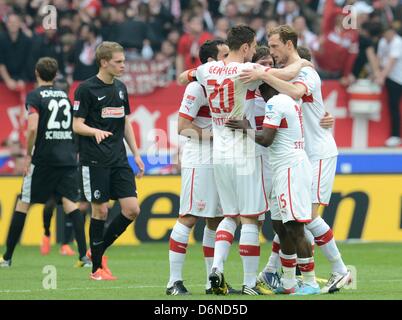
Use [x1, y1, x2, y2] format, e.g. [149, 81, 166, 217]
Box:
[207, 79, 234, 114]
[47, 98, 71, 130]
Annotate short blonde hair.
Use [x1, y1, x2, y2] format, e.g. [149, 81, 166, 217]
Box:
[95, 41, 124, 67]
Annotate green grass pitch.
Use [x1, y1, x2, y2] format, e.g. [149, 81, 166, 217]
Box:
[1, 242, 402, 300]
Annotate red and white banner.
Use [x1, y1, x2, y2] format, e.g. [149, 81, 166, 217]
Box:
[0, 81, 400, 152]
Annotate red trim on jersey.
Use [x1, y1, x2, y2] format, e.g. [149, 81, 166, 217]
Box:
[272, 241, 280, 254]
[197, 105, 211, 118]
[239, 245, 260, 256]
[255, 116, 264, 130]
[317, 159, 323, 205]
[263, 123, 279, 129]
[314, 229, 334, 246]
[203, 246, 215, 258]
[169, 237, 188, 254]
[246, 90, 256, 100]
[216, 230, 234, 244]
[179, 112, 194, 121]
[280, 257, 297, 268]
[187, 68, 196, 82]
[349, 93, 381, 101]
[279, 118, 288, 128]
[293, 81, 309, 95]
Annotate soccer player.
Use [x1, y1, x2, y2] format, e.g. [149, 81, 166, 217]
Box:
[0, 57, 89, 268]
[240, 25, 351, 293]
[193, 26, 310, 295]
[73, 41, 144, 280]
[226, 91, 320, 295]
[166, 39, 236, 296]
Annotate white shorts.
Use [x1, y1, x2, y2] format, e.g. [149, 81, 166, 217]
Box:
[179, 167, 223, 218]
[262, 153, 273, 199]
[311, 156, 337, 206]
[214, 156, 268, 217]
[270, 159, 313, 224]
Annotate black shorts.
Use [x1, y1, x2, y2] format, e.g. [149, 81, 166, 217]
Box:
[21, 165, 79, 204]
[81, 166, 137, 203]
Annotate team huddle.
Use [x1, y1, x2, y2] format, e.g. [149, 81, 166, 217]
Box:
[167, 25, 352, 296]
[0, 22, 351, 297]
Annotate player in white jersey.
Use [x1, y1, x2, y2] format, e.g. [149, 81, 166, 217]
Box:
[240, 25, 351, 293]
[226, 91, 320, 295]
[193, 26, 311, 296]
[167, 40, 244, 296]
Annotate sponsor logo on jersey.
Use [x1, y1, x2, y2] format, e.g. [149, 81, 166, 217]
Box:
[101, 106, 125, 118]
[73, 101, 80, 111]
[184, 95, 195, 107]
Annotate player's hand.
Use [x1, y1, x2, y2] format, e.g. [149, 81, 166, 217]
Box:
[23, 155, 32, 176]
[320, 112, 335, 129]
[5, 79, 17, 91]
[94, 129, 113, 144]
[135, 155, 145, 178]
[239, 65, 264, 83]
[301, 59, 314, 69]
[224, 119, 248, 132]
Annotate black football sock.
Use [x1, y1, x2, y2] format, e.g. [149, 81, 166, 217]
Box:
[102, 213, 133, 255]
[43, 205, 53, 237]
[4, 211, 27, 261]
[63, 213, 74, 245]
[89, 218, 105, 273]
[67, 209, 87, 259]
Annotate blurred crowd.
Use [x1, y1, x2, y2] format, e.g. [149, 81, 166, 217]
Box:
[0, 0, 401, 86]
[0, 0, 402, 174]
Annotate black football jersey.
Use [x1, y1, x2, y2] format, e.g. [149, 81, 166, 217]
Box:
[73, 76, 131, 167]
[26, 85, 77, 166]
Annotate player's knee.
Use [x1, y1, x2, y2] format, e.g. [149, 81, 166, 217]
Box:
[124, 205, 140, 220]
[179, 215, 197, 228]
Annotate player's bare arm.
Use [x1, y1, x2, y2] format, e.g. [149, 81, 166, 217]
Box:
[72, 116, 113, 144]
[124, 116, 145, 178]
[178, 116, 212, 141]
[177, 68, 196, 86]
[24, 112, 39, 175]
[320, 112, 335, 129]
[239, 59, 313, 84]
[224, 119, 276, 147]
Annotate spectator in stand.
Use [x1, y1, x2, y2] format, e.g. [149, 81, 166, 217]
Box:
[352, 21, 382, 80]
[372, 0, 402, 35]
[147, 0, 175, 51]
[250, 15, 266, 44]
[68, 23, 102, 81]
[292, 15, 319, 52]
[275, 0, 301, 25]
[0, 13, 32, 91]
[175, 14, 212, 77]
[377, 25, 402, 147]
[313, 0, 359, 85]
[29, 29, 66, 79]
[214, 17, 229, 40]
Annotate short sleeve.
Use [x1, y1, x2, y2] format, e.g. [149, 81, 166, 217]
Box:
[292, 67, 315, 96]
[73, 84, 91, 118]
[123, 85, 131, 115]
[178, 82, 205, 121]
[25, 91, 41, 114]
[263, 96, 283, 129]
[390, 38, 402, 59]
[195, 64, 207, 87]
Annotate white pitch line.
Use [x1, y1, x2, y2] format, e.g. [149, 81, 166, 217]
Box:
[0, 284, 210, 294]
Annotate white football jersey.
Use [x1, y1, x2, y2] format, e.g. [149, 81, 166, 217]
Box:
[196, 61, 266, 160]
[263, 94, 308, 172]
[178, 81, 213, 168]
[292, 66, 338, 161]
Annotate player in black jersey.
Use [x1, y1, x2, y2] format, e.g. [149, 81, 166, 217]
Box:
[73, 42, 144, 280]
[0, 57, 89, 268]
